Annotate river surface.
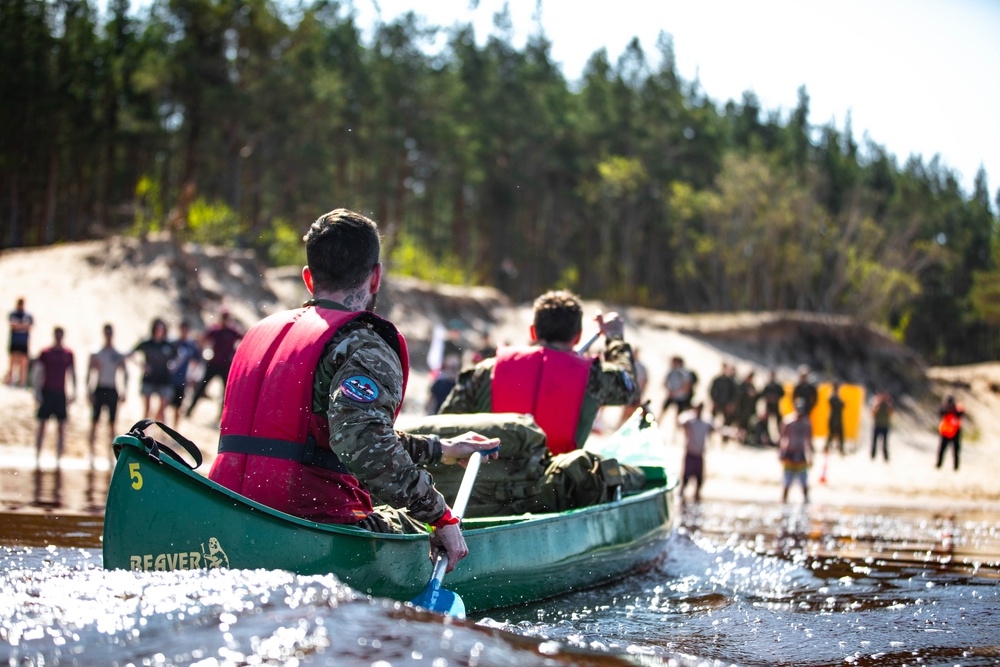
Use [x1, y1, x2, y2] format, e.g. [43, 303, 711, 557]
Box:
[1, 467, 998, 666]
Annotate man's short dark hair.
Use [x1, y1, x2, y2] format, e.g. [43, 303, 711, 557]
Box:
[303, 209, 381, 292]
[532, 290, 583, 343]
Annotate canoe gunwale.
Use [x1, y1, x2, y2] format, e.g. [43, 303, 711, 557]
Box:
[108, 433, 676, 538]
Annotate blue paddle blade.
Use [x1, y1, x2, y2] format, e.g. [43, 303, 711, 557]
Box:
[410, 579, 466, 619]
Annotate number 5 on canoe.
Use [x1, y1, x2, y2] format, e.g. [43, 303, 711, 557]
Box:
[129, 462, 143, 490]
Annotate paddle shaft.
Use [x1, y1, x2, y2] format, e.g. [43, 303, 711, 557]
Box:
[430, 450, 485, 582]
[577, 331, 601, 354]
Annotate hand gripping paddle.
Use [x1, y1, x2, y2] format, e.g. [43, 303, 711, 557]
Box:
[410, 447, 495, 618]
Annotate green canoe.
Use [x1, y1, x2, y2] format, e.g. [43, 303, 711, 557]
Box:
[102, 419, 677, 613]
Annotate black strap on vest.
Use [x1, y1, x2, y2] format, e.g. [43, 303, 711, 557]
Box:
[218, 434, 350, 475]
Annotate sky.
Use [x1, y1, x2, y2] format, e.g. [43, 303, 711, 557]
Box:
[350, 0, 1000, 199]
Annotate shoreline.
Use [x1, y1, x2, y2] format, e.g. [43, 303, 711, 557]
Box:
[3, 431, 997, 521]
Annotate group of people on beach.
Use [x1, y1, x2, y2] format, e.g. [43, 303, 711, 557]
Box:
[666, 358, 967, 504]
[6, 297, 243, 468]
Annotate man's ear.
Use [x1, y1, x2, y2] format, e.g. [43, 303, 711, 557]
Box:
[369, 262, 383, 293]
[572, 330, 582, 345]
[529, 324, 538, 342]
[302, 266, 314, 294]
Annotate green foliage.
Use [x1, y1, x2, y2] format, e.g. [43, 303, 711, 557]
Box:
[596, 156, 648, 198]
[131, 176, 164, 236]
[556, 266, 581, 292]
[188, 198, 246, 247]
[388, 232, 469, 286]
[890, 311, 911, 344]
[969, 271, 1000, 325]
[970, 235, 1000, 326]
[257, 218, 307, 268]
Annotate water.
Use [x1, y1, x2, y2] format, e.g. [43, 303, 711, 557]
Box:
[1, 476, 998, 666]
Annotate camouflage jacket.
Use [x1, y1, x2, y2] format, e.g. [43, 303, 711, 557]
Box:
[312, 316, 446, 524]
[438, 338, 638, 446]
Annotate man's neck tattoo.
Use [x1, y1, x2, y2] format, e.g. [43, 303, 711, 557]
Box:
[340, 288, 370, 311]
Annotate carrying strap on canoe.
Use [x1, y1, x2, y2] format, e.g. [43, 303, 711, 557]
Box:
[119, 419, 204, 470]
[218, 434, 350, 474]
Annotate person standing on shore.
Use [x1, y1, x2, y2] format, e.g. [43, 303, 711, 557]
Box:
[5, 297, 33, 387]
[679, 403, 741, 502]
[779, 397, 814, 503]
[733, 369, 759, 438]
[168, 320, 201, 428]
[87, 324, 128, 467]
[792, 365, 818, 416]
[131, 318, 176, 424]
[708, 362, 737, 430]
[426, 353, 460, 415]
[186, 307, 243, 420]
[825, 381, 846, 455]
[659, 356, 694, 429]
[936, 395, 964, 471]
[679, 403, 711, 503]
[33, 326, 77, 468]
[759, 370, 785, 445]
[870, 391, 893, 462]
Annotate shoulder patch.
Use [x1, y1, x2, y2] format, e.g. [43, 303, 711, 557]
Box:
[341, 375, 380, 403]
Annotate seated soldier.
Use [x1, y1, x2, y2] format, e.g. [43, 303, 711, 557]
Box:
[422, 290, 645, 517]
[439, 289, 639, 454]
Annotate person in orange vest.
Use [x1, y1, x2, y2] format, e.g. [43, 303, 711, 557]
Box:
[935, 395, 965, 471]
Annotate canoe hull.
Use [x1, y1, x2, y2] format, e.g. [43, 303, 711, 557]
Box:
[103, 436, 675, 612]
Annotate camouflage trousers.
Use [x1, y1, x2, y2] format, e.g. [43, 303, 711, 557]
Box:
[356, 506, 430, 535]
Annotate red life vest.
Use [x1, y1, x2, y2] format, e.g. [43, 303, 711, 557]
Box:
[491, 345, 593, 455]
[208, 306, 409, 524]
[939, 412, 961, 438]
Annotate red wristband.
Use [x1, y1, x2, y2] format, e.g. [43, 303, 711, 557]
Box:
[430, 507, 460, 528]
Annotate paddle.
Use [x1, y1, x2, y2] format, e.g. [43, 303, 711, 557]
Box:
[577, 331, 601, 354]
[410, 448, 491, 618]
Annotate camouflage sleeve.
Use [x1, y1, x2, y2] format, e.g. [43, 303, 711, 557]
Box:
[395, 429, 443, 466]
[437, 358, 495, 414]
[586, 338, 639, 406]
[324, 327, 447, 524]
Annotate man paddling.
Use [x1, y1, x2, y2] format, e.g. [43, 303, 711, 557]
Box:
[208, 208, 498, 572]
[438, 289, 638, 453]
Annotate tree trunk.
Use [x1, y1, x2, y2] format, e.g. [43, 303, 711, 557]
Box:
[44, 148, 58, 244]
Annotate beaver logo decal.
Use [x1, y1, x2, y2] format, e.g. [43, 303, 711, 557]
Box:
[201, 537, 230, 569]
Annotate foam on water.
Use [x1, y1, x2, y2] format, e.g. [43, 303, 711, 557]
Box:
[1, 500, 998, 666]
